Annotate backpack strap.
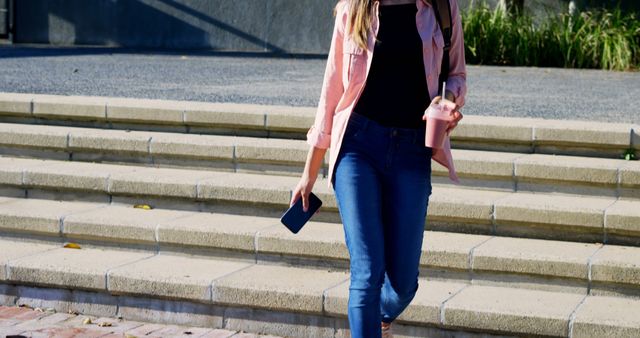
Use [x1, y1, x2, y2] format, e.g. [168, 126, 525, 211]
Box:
[428, 0, 452, 89]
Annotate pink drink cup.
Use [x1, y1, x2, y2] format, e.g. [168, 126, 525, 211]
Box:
[424, 99, 455, 149]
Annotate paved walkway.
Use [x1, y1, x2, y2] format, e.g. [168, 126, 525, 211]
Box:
[0, 305, 282, 338]
[0, 44, 639, 124]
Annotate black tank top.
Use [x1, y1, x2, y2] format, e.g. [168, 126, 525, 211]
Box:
[352, 3, 430, 129]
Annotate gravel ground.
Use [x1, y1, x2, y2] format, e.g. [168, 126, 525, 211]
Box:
[1, 44, 638, 124]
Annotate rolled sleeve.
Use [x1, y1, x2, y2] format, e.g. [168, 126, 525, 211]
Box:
[306, 124, 332, 149]
[306, 1, 346, 149]
[446, 0, 467, 109]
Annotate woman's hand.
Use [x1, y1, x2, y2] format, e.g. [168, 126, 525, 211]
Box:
[423, 95, 463, 135]
[290, 174, 320, 215]
[292, 146, 326, 216]
[444, 91, 463, 135]
[446, 108, 463, 135]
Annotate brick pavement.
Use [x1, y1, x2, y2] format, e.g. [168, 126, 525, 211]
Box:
[0, 305, 283, 338]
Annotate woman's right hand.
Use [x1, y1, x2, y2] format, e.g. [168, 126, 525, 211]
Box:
[290, 174, 319, 215]
[294, 145, 327, 215]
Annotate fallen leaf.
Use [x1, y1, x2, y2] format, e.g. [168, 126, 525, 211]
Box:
[64, 242, 82, 249]
[125, 334, 138, 338]
[83, 318, 92, 325]
[34, 307, 43, 312]
[98, 322, 113, 327]
[133, 204, 153, 210]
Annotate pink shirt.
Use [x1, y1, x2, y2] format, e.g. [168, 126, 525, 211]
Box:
[307, 0, 466, 189]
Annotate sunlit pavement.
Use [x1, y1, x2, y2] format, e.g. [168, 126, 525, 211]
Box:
[0, 305, 283, 338]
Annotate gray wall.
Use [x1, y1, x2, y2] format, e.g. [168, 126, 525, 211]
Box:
[15, 0, 337, 54]
[0, 0, 8, 37]
[13, 0, 640, 54]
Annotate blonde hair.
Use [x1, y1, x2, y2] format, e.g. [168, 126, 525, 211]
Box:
[333, 0, 377, 51]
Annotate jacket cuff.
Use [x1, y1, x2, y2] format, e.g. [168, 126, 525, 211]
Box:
[306, 125, 331, 149]
[447, 81, 466, 108]
[447, 79, 466, 109]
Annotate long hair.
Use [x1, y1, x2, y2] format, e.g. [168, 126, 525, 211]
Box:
[333, 0, 377, 51]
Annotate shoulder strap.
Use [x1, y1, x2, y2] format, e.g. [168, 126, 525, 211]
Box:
[431, 0, 452, 51]
[428, 0, 452, 88]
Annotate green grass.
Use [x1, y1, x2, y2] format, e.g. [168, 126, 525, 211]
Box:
[462, 2, 640, 71]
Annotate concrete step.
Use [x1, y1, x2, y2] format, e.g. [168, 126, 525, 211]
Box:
[0, 155, 639, 245]
[1, 92, 637, 160]
[0, 122, 638, 197]
[0, 197, 638, 298]
[0, 121, 324, 178]
[0, 238, 639, 337]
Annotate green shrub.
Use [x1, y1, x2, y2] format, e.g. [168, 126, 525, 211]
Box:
[462, 2, 640, 71]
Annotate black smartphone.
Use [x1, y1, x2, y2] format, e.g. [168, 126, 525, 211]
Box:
[280, 192, 323, 234]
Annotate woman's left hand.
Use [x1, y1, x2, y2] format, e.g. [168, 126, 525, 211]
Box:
[424, 94, 464, 135]
[444, 91, 463, 135]
[446, 109, 463, 135]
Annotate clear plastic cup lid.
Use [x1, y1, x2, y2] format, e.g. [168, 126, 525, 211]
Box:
[427, 100, 455, 120]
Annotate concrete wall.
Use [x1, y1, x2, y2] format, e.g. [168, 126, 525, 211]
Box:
[12, 0, 639, 54]
[0, 0, 8, 37]
[15, 0, 337, 54]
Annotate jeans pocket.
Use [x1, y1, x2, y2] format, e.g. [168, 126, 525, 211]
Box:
[343, 120, 363, 142]
[411, 137, 433, 156]
[411, 142, 434, 173]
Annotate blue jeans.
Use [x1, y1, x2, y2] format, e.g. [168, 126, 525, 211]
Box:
[332, 111, 433, 338]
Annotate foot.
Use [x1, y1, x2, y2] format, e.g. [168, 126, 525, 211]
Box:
[381, 321, 393, 338]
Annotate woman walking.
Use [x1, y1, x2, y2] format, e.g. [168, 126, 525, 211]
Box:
[290, 0, 466, 337]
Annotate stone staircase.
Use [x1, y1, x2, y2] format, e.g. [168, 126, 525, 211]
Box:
[0, 92, 639, 337]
